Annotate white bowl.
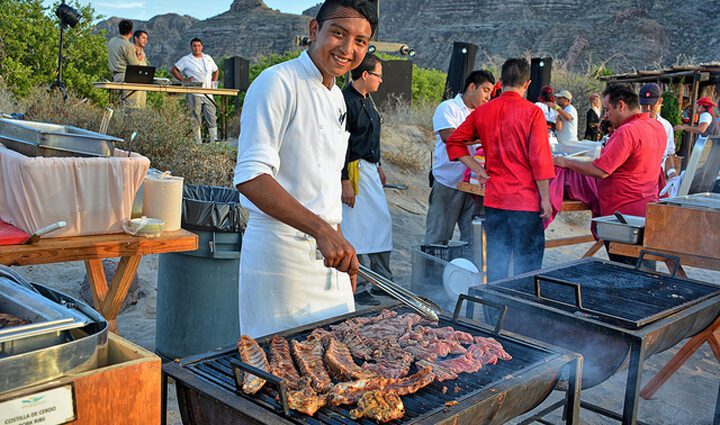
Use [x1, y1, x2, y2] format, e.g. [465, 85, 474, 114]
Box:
[443, 258, 480, 301]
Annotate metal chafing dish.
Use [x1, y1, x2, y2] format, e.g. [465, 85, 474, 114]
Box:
[660, 192, 720, 210]
[0, 266, 108, 393]
[0, 118, 122, 157]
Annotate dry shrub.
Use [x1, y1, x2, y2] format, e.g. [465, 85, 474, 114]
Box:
[14, 87, 236, 186]
[379, 99, 435, 171]
[0, 81, 18, 114]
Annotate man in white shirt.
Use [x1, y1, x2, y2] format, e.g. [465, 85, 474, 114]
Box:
[638, 83, 676, 177]
[171, 38, 219, 144]
[424, 70, 495, 245]
[555, 90, 578, 143]
[233, 0, 377, 337]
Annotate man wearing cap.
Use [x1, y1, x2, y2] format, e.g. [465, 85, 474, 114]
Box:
[555, 90, 578, 143]
[233, 0, 377, 337]
[554, 84, 666, 263]
[639, 83, 676, 178]
[675, 97, 720, 138]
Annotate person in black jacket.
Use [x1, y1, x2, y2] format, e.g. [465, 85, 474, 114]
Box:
[340, 53, 392, 304]
[584, 92, 602, 141]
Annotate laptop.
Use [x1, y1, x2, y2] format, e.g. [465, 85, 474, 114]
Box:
[124, 65, 156, 84]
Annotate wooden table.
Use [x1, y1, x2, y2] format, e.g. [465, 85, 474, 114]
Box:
[608, 242, 720, 400]
[0, 230, 198, 333]
[457, 182, 600, 253]
[93, 82, 240, 140]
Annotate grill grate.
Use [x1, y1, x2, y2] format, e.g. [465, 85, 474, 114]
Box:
[491, 260, 720, 328]
[182, 308, 558, 425]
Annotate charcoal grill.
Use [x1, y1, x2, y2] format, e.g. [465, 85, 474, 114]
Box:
[163, 299, 582, 425]
[474, 255, 720, 425]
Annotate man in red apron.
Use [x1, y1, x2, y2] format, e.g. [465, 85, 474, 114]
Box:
[233, 0, 377, 337]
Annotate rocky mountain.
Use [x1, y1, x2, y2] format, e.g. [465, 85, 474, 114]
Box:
[95, 0, 719, 73]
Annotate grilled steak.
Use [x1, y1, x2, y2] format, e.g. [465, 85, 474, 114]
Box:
[291, 338, 333, 393]
[327, 367, 435, 406]
[473, 336, 513, 361]
[236, 335, 270, 395]
[416, 359, 459, 382]
[269, 335, 301, 390]
[349, 390, 405, 423]
[324, 338, 377, 382]
[287, 377, 327, 416]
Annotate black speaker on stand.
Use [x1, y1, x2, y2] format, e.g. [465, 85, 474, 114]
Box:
[373, 59, 413, 109]
[443, 42, 478, 100]
[528, 57, 552, 102]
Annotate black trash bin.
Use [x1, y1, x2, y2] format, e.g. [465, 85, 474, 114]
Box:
[156, 185, 246, 360]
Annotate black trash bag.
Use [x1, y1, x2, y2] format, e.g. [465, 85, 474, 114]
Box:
[182, 185, 247, 233]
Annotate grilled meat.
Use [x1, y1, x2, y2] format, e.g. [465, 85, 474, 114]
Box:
[0, 312, 29, 328]
[349, 390, 405, 423]
[291, 338, 333, 393]
[327, 366, 435, 406]
[324, 338, 377, 382]
[416, 359, 459, 382]
[236, 335, 270, 395]
[473, 336, 513, 361]
[287, 377, 327, 416]
[269, 335, 301, 390]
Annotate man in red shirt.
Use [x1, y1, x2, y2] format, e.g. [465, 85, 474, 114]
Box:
[446, 58, 555, 282]
[554, 83, 666, 263]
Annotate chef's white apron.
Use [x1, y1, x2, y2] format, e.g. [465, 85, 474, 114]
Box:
[238, 215, 355, 338]
[341, 160, 393, 255]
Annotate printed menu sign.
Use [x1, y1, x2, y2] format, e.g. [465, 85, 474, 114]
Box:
[0, 385, 75, 425]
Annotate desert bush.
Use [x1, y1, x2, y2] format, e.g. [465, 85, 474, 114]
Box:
[17, 88, 236, 186]
[379, 100, 435, 171]
[412, 66, 446, 104]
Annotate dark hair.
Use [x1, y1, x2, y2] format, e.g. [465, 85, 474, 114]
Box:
[462, 70, 495, 93]
[316, 0, 378, 37]
[500, 58, 530, 88]
[350, 53, 381, 80]
[602, 83, 639, 110]
[190, 37, 202, 46]
[118, 19, 133, 36]
[133, 30, 147, 40]
[538, 85, 555, 102]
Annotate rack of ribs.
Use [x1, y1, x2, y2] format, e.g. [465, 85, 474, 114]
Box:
[324, 338, 377, 382]
[287, 377, 327, 416]
[236, 335, 270, 395]
[327, 366, 435, 406]
[349, 390, 405, 423]
[268, 335, 301, 390]
[291, 338, 333, 393]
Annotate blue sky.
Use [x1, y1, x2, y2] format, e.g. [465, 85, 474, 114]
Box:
[43, 1, 320, 21]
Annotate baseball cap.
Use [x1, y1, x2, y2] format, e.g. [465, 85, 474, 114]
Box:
[556, 90, 572, 101]
[697, 97, 718, 108]
[639, 83, 661, 105]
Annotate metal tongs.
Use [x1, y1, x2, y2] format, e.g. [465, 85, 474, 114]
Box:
[358, 264, 442, 321]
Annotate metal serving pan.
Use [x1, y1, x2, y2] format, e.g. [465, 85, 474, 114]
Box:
[0, 272, 91, 355]
[0, 118, 122, 157]
[592, 214, 645, 244]
[0, 282, 108, 393]
[660, 192, 720, 210]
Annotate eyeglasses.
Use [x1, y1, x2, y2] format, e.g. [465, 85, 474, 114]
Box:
[367, 71, 383, 80]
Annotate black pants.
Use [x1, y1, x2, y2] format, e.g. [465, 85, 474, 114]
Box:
[485, 207, 545, 282]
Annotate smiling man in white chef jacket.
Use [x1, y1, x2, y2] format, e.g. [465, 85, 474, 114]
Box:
[233, 0, 377, 338]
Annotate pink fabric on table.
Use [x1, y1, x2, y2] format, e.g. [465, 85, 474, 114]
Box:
[546, 166, 601, 232]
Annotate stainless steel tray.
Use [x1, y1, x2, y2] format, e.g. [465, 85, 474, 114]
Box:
[660, 192, 720, 210]
[0, 283, 107, 393]
[592, 215, 645, 245]
[0, 274, 91, 354]
[0, 118, 122, 157]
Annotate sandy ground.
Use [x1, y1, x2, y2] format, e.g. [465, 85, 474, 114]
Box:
[12, 159, 720, 424]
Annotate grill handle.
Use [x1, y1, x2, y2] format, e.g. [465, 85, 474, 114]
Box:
[636, 249, 680, 277]
[230, 359, 290, 417]
[534, 275, 584, 310]
[452, 294, 507, 335]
